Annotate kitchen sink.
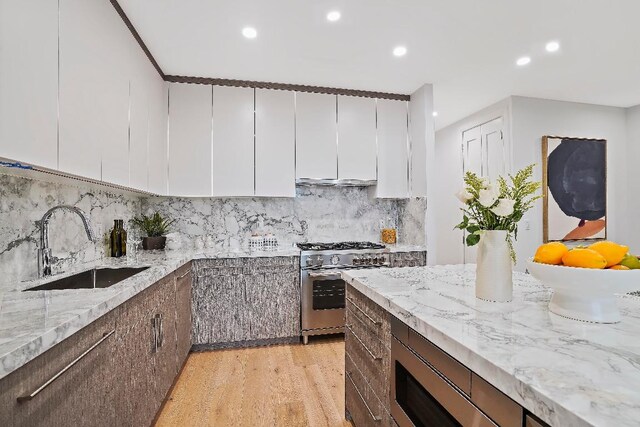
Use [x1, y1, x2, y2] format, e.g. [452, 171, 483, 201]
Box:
[24, 267, 150, 291]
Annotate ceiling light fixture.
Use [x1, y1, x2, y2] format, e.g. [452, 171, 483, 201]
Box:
[516, 56, 531, 66]
[327, 11, 341, 22]
[545, 41, 560, 52]
[393, 46, 407, 57]
[242, 27, 257, 39]
[432, 111, 438, 117]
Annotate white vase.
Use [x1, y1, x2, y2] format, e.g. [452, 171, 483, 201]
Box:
[475, 230, 513, 302]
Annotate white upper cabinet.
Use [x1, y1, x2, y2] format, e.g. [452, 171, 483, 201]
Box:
[147, 79, 168, 196]
[255, 89, 295, 197]
[295, 92, 337, 180]
[59, 0, 130, 182]
[212, 86, 255, 197]
[337, 96, 377, 181]
[376, 99, 409, 198]
[0, 0, 58, 169]
[128, 48, 152, 191]
[168, 83, 212, 196]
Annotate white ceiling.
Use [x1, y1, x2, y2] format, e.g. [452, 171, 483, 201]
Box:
[119, 0, 640, 129]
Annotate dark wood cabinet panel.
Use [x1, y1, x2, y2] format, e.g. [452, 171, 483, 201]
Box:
[246, 271, 300, 340]
[389, 251, 427, 268]
[175, 263, 192, 368]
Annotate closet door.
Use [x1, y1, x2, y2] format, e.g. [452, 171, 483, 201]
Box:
[295, 92, 337, 180]
[337, 96, 377, 181]
[376, 99, 409, 198]
[255, 89, 295, 197]
[168, 83, 212, 196]
[211, 86, 254, 197]
[0, 0, 58, 169]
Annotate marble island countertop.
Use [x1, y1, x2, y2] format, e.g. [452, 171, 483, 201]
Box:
[342, 264, 640, 427]
[0, 247, 300, 381]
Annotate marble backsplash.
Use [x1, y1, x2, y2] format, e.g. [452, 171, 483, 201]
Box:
[0, 173, 141, 291]
[142, 187, 426, 250]
[1, 171, 425, 290]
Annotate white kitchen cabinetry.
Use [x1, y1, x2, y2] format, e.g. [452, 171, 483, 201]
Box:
[337, 96, 377, 181]
[147, 79, 168, 196]
[168, 83, 212, 196]
[0, 0, 58, 170]
[128, 51, 151, 191]
[212, 86, 255, 197]
[255, 89, 296, 197]
[295, 92, 337, 180]
[59, 0, 130, 182]
[376, 99, 409, 198]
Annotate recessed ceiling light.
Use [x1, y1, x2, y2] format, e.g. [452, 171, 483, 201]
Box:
[545, 41, 560, 52]
[393, 46, 407, 57]
[327, 11, 341, 22]
[242, 27, 257, 39]
[432, 111, 439, 117]
[516, 56, 531, 66]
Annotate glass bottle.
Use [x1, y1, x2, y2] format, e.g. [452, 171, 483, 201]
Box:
[119, 220, 127, 257]
[110, 220, 127, 257]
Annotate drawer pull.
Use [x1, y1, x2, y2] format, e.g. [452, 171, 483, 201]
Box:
[346, 325, 381, 361]
[346, 296, 381, 326]
[17, 330, 115, 402]
[346, 372, 381, 422]
[177, 270, 191, 280]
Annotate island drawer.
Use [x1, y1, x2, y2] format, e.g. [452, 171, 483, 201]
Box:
[471, 373, 523, 427]
[346, 286, 389, 337]
[346, 353, 397, 427]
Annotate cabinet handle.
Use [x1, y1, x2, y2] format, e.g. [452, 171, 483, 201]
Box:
[346, 372, 381, 422]
[346, 297, 381, 326]
[152, 314, 163, 353]
[177, 270, 190, 280]
[17, 330, 115, 403]
[346, 325, 381, 361]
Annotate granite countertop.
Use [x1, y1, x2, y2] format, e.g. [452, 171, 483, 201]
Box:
[342, 264, 640, 427]
[0, 247, 300, 381]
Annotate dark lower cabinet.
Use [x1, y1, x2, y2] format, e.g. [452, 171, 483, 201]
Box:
[0, 262, 193, 427]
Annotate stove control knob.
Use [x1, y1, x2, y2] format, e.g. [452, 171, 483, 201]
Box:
[306, 258, 312, 266]
[330, 254, 340, 265]
[362, 255, 371, 265]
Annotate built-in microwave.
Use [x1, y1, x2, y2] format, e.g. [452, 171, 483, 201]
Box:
[390, 317, 549, 427]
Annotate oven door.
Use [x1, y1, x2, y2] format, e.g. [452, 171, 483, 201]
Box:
[301, 269, 346, 331]
[391, 337, 497, 427]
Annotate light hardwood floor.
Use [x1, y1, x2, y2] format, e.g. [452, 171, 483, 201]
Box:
[155, 337, 352, 427]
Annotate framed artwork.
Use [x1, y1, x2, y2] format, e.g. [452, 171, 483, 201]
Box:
[542, 136, 607, 243]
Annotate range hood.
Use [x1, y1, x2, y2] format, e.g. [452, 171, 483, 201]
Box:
[295, 178, 377, 187]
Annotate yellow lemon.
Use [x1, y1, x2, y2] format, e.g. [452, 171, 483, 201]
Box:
[533, 242, 569, 265]
[609, 265, 630, 271]
[588, 241, 630, 268]
[561, 248, 607, 269]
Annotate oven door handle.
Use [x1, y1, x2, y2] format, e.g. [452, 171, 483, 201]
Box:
[307, 271, 342, 279]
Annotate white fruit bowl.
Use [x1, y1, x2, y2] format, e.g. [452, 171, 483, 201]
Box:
[527, 259, 640, 323]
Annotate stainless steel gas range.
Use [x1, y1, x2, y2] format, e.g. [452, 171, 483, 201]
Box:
[297, 241, 390, 344]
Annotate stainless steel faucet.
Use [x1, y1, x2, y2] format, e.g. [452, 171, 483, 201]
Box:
[38, 205, 96, 277]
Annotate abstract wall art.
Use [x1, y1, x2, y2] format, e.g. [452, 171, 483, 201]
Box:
[542, 136, 607, 242]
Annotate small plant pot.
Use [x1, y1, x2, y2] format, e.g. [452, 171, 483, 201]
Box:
[142, 236, 166, 250]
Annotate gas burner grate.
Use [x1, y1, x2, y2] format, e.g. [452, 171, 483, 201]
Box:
[297, 241, 386, 251]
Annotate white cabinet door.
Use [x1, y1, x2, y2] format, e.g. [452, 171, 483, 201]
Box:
[0, 0, 58, 169]
[295, 92, 337, 180]
[337, 96, 376, 181]
[59, 0, 130, 182]
[212, 86, 254, 197]
[376, 100, 409, 198]
[128, 50, 151, 191]
[147, 79, 168, 196]
[168, 83, 212, 196]
[255, 89, 295, 197]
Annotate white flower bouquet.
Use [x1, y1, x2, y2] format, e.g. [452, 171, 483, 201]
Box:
[455, 164, 542, 262]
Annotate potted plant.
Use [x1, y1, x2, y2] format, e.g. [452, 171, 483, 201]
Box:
[131, 212, 174, 250]
[455, 164, 541, 302]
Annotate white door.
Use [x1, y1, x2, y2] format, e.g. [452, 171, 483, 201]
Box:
[168, 83, 212, 196]
[462, 117, 505, 263]
[337, 96, 377, 181]
[255, 89, 295, 197]
[376, 99, 409, 198]
[0, 0, 58, 169]
[147, 78, 168, 196]
[128, 50, 151, 191]
[59, 0, 130, 181]
[212, 86, 255, 197]
[295, 92, 337, 180]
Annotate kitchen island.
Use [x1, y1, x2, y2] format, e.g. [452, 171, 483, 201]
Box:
[342, 264, 640, 427]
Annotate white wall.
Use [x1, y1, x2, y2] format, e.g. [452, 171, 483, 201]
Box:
[434, 96, 631, 270]
[433, 98, 512, 265]
[626, 105, 640, 253]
